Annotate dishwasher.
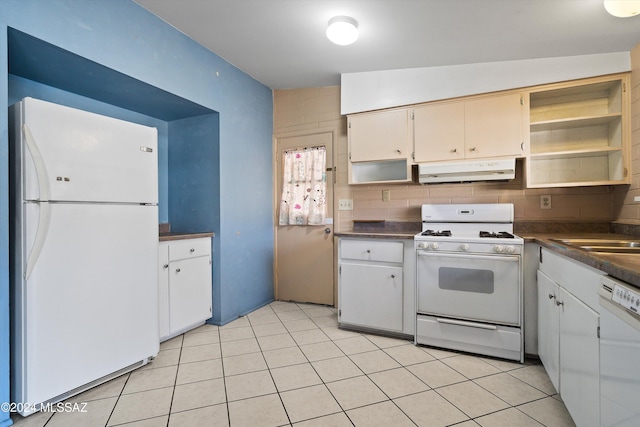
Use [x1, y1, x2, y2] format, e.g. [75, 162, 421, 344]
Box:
[599, 275, 640, 427]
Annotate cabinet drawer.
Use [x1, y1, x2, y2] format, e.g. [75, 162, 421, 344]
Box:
[169, 238, 211, 261]
[341, 240, 403, 263]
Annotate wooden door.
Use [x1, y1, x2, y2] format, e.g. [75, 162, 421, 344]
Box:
[275, 131, 334, 305]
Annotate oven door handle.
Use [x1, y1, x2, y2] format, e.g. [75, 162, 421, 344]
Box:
[436, 317, 498, 330]
[417, 251, 519, 263]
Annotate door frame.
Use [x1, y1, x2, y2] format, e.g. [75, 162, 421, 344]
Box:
[273, 126, 338, 304]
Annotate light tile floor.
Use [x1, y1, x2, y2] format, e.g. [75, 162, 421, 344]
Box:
[11, 301, 576, 427]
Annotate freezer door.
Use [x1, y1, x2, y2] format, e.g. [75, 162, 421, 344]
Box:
[13, 203, 159, 406]
[18, 97, 158, 204]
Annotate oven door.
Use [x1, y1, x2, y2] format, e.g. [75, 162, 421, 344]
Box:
[416, 251, 521, 325]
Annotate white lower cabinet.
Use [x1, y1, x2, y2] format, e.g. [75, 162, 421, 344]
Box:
[537, 270, 560, 390]
[340, 263, 403, 332]
[537, 248, 603, 427]
[338, 238, 415, 336]
[158, 237, 212, 341]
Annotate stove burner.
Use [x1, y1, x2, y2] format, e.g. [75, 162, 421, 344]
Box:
[479, 231, 515, 239]
[422, 229, 452, 237]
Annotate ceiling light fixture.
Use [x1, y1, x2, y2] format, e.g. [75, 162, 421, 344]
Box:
[326, 16, 359, 46]
[604, 0, 640, 17]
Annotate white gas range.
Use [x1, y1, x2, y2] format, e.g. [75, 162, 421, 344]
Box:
[414, 204, 524, 362]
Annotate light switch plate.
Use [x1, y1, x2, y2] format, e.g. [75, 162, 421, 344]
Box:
[635, 196, 640, 202]
[338, 199, 353, 210]
[382, 190, 391, 201]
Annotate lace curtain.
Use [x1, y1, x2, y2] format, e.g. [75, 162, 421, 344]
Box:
[279, 146, 327, 226]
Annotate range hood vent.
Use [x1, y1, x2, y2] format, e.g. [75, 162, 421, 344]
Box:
[412, 158, 516, 185]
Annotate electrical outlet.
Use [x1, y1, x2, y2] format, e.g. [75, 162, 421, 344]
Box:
[635, 196, 640, 202]
[382, 190, 391, 201]
[338, 199, 353, 210]
[540, 195, 552, 210]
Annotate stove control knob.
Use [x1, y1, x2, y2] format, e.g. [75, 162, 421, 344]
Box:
[429, 242, 439, 250]
[505, 245, 515, 253]
[460, 243, 470, 252]
[417, 242, 428, 249]
[494, 245, 505, 253]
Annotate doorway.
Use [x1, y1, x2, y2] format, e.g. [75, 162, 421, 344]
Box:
[274, 129, 334, 306]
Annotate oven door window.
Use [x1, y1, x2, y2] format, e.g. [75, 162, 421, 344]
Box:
[439, 267, 494, 294]
[416, 251, 521, 325]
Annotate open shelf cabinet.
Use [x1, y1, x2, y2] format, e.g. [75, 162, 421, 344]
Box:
[526, 75, 630, 188]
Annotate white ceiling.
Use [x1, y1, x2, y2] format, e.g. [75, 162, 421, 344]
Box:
[135, 0, 640, 90]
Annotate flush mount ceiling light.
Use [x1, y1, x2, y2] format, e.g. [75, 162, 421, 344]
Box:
[326, 16, 359, 46]
[604, 0, 640, 17]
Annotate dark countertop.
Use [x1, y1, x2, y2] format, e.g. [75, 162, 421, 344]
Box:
[159, 231, 215, 242]
[334, 230, 416, 239]
[336, 223, 640, 289]
[335, 220, 420, 239]
[522, 232, 640, 289]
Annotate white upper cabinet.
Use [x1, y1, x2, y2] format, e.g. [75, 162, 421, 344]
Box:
[348, 108, 412, 162]
[414, 101, 465, 162]
[414, 92, 526, 163]
[527, 74, 630, 188]
[347, 107, 413, 184]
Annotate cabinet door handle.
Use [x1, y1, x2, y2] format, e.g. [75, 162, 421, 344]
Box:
[451, 148, 457, 153]
[395, 149, 401, 154]
[366, 249, 371, 253]
[190, 248, 195, 253]
[469, 147, 477, 152]
[548, 293, 555, 300]
[163, 264, 169, 269]
[556, 300, 563, 307]
[175, 268, 181, 273]
[390, 274, 396, 279]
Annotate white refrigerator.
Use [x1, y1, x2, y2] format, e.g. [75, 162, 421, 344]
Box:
[9, 97, 160, 416]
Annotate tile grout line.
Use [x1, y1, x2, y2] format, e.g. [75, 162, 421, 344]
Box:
[247, 307, 294, 427]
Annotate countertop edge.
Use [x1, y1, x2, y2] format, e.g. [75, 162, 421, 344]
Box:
[524, 233, 640, 289]
[159, 231, 215, 242]
[334, 231, 416, 239]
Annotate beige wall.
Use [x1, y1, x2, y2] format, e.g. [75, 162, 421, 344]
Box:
[275, 66, 640, 230]
[273, 87, 353, 232]
[614, 43, 640, 225]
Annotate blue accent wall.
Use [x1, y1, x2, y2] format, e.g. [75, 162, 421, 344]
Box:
[0, 1, 274, 424]
[8, 75, 171, 222]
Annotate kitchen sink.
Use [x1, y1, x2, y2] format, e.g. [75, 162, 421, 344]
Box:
[550, 238, 640, 254]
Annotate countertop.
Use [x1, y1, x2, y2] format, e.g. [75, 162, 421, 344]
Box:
[159, 231, 215, 242]
[523, 232, 640, 289]
[334, 230, 417, 239]
[336, 225, 640, 289]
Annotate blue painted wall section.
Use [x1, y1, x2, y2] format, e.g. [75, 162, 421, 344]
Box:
[168, 114, 223, 323]
[0, 1, 274, 424]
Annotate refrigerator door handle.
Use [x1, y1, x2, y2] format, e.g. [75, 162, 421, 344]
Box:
[24, 202, 52, 280]
[23, 123, 51, 202]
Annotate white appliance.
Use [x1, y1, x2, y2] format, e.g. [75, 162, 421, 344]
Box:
[415, 203, 524, 362]
[412, 158, 516, 184]
[9, 97, 160, 416]
[599, 275, 640, 427]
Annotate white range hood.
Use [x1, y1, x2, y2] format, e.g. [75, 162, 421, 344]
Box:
[412, 158, 516, 184]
